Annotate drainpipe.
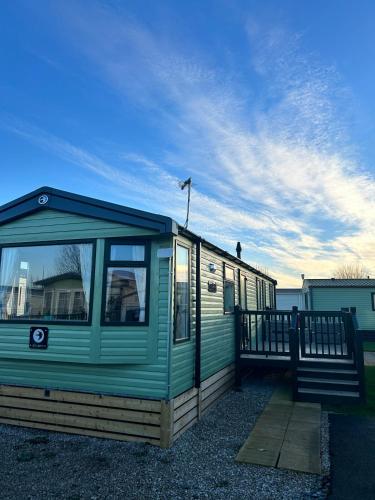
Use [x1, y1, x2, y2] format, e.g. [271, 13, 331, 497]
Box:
[194, 237, 202, 388]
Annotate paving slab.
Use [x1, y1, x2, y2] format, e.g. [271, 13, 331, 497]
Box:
[236, 385, 321, 474]
[290, 409, 320, 424]
[236, 445, 280, 467]
[278, 445, 321, 474]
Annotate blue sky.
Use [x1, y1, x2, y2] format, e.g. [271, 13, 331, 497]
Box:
[1, 0, 375, 286]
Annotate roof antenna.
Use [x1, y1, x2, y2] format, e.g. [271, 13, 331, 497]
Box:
[179, 177, 192, 229]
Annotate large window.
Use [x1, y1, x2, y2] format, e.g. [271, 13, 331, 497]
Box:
[174, 244, 190, 342]
[103, 242, 149, 325]
[224, 263, 235, 313]
[0, 242, 94, 322]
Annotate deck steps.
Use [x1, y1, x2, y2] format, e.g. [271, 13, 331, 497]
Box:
[298, 359, 355, 368]
[297, 377, 359, 391]
[298, 367, 358, 380]
[297, 387, 360, 404]
[295, 360, 362, 404]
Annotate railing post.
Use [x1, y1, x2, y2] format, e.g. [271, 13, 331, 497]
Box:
[290, 306, 299, 400]
[234, 305, 242, 388]
[341, 308, 352, 356]
[350, 307, 366, 403]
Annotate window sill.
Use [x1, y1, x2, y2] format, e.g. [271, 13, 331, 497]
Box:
[174, 337, 191, 345]
[101, 321, 149, 327]
[0, 319, 92, 326]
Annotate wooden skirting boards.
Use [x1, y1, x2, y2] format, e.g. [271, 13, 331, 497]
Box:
[0, 364, 235, 448]
[0, 384, 162, 445]
[168, 363, 235, 447]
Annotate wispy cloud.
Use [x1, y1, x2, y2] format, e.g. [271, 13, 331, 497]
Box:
[3, 2, 375, 286]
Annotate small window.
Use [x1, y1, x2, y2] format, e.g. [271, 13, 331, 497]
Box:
[262, 280, 266, 308]
[269, 283, 275, 309]
[103, 242, 149, 325]
[256, 277, 265, 310]
[110, 244, 145, 261]
[240, 274, 247, 310]
[371, 293, 375, 311]
[174, 244, 190, 342]
[224, 265, 235, 281]
[224, 263, 235, 313]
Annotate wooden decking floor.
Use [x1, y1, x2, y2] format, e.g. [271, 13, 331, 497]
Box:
[236, 385, 321, 474]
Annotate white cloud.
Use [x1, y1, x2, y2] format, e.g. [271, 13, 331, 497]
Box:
[4, 2, 375, 287]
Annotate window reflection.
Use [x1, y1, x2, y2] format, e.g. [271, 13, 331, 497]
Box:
[0, 243, 93, 321]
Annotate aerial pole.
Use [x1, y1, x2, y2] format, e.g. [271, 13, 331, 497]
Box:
[179, 177, 192, 229]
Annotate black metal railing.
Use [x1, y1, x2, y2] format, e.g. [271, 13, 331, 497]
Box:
[235, 307, 355, 360]
[238, 309, 293, 356]
[299, 310, 351, 359]
[235, 306, 366, 402]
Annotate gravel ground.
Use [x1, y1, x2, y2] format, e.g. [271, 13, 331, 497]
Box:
[0, 372, 326, 500]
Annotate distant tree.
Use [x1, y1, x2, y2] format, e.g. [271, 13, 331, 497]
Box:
[55, 245, 81, 275]
[332, 263, 369, 279]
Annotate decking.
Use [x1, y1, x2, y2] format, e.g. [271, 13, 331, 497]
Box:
[235, 307, 366, 404]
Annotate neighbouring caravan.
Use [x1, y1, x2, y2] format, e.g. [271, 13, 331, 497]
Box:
[0, 187, 276, 447]
[276, 288, 304, 310]
[303, 278, 375, 339]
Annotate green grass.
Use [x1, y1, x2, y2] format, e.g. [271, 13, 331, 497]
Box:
[324, 366, 375, 417]
[364, 341, 375, 352]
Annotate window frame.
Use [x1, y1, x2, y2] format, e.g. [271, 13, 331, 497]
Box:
[101, 238, 151, 327]
[223, 263, 235, 315]
[0, 239, 96, 326]
[371, 292, 375, 311]
[173, 241, 191, 344]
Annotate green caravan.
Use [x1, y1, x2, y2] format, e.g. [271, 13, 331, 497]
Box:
[0, 187, 276, 446]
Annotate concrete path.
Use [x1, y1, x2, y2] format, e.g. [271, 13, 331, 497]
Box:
[236, 385, 321, 474]
[364, 352, 375, 366]
[329, 414, 375, 499]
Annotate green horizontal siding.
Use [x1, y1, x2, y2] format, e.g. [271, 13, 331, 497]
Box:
[200, 248, 235, 381]
[312, 288, 375, 330]
[170, 240, 275, 397]
[0, 210, 171, 399]
[0, 359, 167, 398]
[0, 210, 156, 243]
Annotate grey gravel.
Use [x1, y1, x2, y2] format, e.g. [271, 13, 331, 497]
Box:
[0, 372, 326, 500]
